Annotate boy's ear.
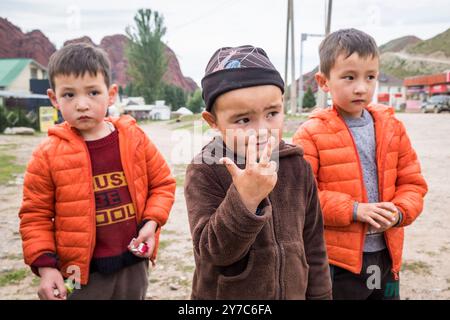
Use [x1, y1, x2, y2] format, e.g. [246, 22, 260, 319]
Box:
[315, 72, 330, 93]
[202, 111, 217, 129]
[47, 89, 59, 109]
[108, 84, 118, 105]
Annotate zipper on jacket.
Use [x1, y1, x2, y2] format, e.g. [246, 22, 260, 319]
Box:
[268, 195, 283, 299]
[78, 136, 97, 284]
[336, 112, 369, 274]
[118, 130, 139, 222]
[373, 115, 400, 280]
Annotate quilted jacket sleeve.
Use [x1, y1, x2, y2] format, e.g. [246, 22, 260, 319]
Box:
[19, 143, 57, 267]
[391, 122, 428, 227]
[293, 124, 354, 228]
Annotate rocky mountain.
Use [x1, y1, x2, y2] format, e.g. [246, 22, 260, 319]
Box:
[64, 35, 197, 92]
[0, 17, 198, 92]
[0, 17, 56, 66]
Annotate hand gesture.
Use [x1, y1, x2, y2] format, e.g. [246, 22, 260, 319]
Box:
[220, 135, 278, 213]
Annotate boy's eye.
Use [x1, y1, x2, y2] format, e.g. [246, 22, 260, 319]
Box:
[343, 76, 354, 80]
[367, 75, 376, 80]
[267, 111, 279, 118]
[236, 118, 250, 124]
[63, 93, 74, 98]
[90, 90, 100, 96]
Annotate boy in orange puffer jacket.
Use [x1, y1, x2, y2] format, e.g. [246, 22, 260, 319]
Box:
[18, 43, 176, 300]
[293, 28, 427, 300]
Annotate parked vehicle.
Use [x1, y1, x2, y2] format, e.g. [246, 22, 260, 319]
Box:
[421, 95, 450, 113]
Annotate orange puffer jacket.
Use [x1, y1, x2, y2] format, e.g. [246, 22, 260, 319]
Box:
[293, 104, 427, 277]
[19, 115, 176, 285]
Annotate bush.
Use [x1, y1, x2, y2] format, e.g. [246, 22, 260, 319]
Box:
[0, 105, 37, 132]
[186, 89, 204, 114]
[303, 87, 316, 109]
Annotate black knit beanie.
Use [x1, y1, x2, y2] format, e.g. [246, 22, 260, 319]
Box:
[201, 45, 285, 112]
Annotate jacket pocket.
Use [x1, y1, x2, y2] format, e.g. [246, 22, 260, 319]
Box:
[216, 249, 276, 299]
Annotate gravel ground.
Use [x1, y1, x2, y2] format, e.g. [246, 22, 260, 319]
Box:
[0, 112, 449, 299]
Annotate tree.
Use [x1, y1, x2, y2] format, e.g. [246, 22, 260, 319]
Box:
[125, 9, 167, 104]
[186, 89, 204, 114]
[303, 87, 316, 109]
[162, 84, 187, 110]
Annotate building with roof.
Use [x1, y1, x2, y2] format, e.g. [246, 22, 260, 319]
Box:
[376, 72, 406, 109]
[0, 58, 47, 93]
[403, 71, 450, 111]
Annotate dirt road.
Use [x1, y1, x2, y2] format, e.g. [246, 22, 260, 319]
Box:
[0, 113, 449, 299]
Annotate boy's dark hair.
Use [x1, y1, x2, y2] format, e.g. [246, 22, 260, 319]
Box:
[48, 42, 111, 90]
[319, 28, 379, 77]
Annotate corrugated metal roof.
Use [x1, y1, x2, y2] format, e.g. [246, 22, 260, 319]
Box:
[0, 90, 49, 99]
[0, 58, 33, 87]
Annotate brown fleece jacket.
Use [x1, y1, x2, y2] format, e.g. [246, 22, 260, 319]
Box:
[184, 136, 332, 300]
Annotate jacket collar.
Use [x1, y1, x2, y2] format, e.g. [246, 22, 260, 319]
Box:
[48, 115, 136, 141]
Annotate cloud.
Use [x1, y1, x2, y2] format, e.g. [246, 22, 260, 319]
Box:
[1, 0, 449, 85]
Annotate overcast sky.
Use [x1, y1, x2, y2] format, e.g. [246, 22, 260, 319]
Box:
[2, 0, 449, 86]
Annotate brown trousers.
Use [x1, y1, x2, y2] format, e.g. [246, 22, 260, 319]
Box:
[68, 261, 149, 300]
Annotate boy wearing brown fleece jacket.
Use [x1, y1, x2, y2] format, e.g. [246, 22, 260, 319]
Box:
[184, 45, 332, 299]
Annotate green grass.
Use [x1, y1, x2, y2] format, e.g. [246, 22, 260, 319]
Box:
[401, 260, 432, 275]
[283, 131, 296, 139]
[170, 114, 202, 123]
[0, 269, 29, 287]
[158, 239, 170, 250]
[175, 175, 185, 187]
[0, 253, 23, 260]
[31, 276, 40, 287]
[179, 264, 195, 274]
[284, 114, 309, 121]
[0, 150, 25, 184]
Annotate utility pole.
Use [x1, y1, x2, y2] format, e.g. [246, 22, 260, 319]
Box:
[298, 33, 324, 114]
[284, 0, 297, 115]
[284, 0, 290, 113]
[316, 0, 333, 108]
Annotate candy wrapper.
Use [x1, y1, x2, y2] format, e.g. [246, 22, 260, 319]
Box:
[129, 238, 149, 254]
[65, 279, 75, 294]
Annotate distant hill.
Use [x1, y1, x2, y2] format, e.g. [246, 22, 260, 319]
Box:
[407, 28, 450, 57]
[0, 17, 198, 92]
[379, 35, 422, 54]
[295, 28, 450, 94]
[379, 28, 450, 79]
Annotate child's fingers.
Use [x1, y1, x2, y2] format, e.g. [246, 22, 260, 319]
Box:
[371, 210, 393, 227]
[246, 135, 257, 167]
[259, 136, 275, 166]
[373, 207, 396, 222]
[377, 202, 397, 213]
[366, 217, 381, 229]
[219, 157, 240, 177]
[259, 139, 271, 165]
[54, 279, 67, 300]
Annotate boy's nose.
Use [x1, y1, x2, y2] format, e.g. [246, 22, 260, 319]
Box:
[354, 83, 368, 94]
[75, 99, 90, 111]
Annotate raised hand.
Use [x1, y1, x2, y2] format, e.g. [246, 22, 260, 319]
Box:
[220, 135, 278, 213]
